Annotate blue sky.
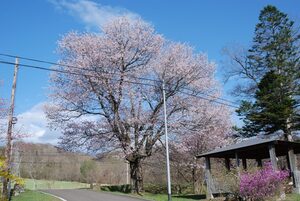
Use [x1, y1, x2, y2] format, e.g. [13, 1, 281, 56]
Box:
[0, 0, 299, 143]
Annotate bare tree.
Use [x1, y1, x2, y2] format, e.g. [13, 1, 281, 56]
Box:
[221, 45, 261, 98]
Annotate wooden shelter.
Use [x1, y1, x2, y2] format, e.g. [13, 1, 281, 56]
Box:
[197, 138, 300, 199]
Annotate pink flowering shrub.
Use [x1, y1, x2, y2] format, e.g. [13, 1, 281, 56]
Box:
[239, 162, 289, 200]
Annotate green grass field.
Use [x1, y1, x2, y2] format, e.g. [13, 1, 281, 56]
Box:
[12, 190, 60, 201]
[138, 193, 206, 201]
[24, 179, 89, 190]
[101, 191, 207, 201]
[286, 193, 300, 201]
[104, 191, 300, 201]
[141, 193, 300, 201]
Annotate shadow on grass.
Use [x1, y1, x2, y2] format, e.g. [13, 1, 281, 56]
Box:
[173, 194, 206, 200]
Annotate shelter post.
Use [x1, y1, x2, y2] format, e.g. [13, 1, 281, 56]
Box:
[225, 158, 230, 171]
[205, 157, 214, 199]
[288, 148, 300, 193]
[235, 152, 240, 168]
[286, 154, 291, 173]
[242, 158, 247, 170]
[268, 144, 278, 170]
[256, 158, 262, 167]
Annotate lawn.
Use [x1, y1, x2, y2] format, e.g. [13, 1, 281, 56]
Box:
[101, 191, 208, 201]
[142, 193, 300, 201]
[137, 193, 207, 201]
[105, 191, 300, 201]
[12, 190, 61, 201]
[286, 193, 300, 201]
[24, 179, 89, 190]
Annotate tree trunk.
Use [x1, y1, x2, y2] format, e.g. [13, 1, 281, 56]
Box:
[192, 167, 196, 194]
[2, 177, 8, 200]
[130, 159, 143, 194]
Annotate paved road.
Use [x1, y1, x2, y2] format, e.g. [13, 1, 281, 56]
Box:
[43, 189, 147, 201]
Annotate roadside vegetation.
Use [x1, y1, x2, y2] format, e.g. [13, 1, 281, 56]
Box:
[24, 179, 89, 190]
[100, 187, 300, 201]
[128, 193, 207, 201]
[12, 190, 60, 201]
[286, 194, 300, 201]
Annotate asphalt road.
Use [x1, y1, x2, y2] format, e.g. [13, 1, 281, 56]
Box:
[43, 189, 147, 201]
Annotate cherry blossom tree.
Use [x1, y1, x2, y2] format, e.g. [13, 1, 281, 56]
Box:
[171, 102, 232, 193]
[178, 103, 232, 156]
[46, 17, 231, 193]
[0, 81, 7, 142]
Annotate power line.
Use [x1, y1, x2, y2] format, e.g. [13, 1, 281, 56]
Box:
[0, 53, 160, 83]
[0, 59, 239, 108]
[0, 60, 157, 88]
[179, 90, 239, 108]
[0, 53, 239, 105]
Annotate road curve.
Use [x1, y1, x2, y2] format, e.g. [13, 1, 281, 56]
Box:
[43, 189, 148, 201]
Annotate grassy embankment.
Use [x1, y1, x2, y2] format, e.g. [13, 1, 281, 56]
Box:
[286, 193, 300, 201]
[100, 187, 300, 201]
[99, 184, 207, 200]
[24, 178, 89, 190]
[13, 191, 300, 201]
[131, 193, 300, 201]
[13, 179, 300, 201]
[132, 193, 206, 201]
[12, 179, 89, 201]
[12, 190, 60, 201]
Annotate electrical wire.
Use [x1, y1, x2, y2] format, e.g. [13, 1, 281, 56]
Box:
[0, 53, 239, 105]
[0, 59, 239, 108]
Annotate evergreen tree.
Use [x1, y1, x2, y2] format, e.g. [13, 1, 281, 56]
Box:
[238, 71, 300, 138]
[247, 5, 300, 80]
[237, 5, 300, 139]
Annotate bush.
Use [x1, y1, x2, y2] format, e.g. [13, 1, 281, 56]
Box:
[100, 184, 131, 193]
[143, 183, 166, 194]
[212, 167, 241, 200]
[143, 183, 193, 194]
[99, 183, 193, 195]
[0, 156, 24, 201]
[239, 162, 289, 201]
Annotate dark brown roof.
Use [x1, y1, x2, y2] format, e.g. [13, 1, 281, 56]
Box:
[197, 138, 300, 159]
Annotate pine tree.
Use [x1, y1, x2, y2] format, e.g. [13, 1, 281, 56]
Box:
[237, 5, 300, 139]
[238, 71, 300, 138]
[247, 5, 300, 79]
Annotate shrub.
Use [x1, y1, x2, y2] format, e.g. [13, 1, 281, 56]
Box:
[239, 162, 289, 201]
[0, 156, 24, 201]
[99, 183, 192, 195]
[212, 167, 243, 200]
[100, 184, 131, 193]
[143, 183, 192, 194]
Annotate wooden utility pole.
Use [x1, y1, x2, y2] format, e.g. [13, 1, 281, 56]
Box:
[2, 57, 19, 199]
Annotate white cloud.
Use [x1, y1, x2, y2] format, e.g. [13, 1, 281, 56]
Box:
[49, 0, 139, 29]
[15, 103, 61, 144]
[14, 102, 100, 145]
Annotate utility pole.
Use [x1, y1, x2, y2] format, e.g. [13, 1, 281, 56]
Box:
[3, 57, 19, 199]
[162, 80, 172, 201]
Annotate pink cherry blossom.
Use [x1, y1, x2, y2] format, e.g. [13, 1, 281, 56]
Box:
[46, 16, 232, 193]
